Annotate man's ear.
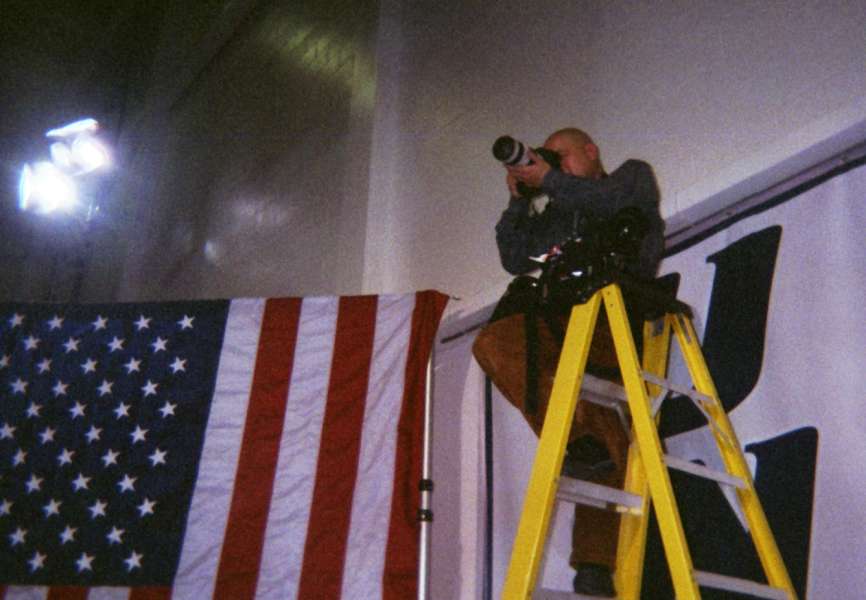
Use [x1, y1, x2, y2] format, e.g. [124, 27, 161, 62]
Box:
[584, 143, 600, 161]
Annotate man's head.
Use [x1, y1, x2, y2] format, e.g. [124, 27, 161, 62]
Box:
[543, 128, 604, 180]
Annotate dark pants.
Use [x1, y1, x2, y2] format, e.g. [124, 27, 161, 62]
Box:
[472, 310, 631, 570]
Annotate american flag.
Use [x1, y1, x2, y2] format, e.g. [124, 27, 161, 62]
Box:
[0, 291, 447, 599]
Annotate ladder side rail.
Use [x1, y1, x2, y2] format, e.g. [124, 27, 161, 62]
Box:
[502, 294, 602, 599]
[602, 285, 702, 600]
[671, 314, 798, 599]
[615, 313, 674, 600]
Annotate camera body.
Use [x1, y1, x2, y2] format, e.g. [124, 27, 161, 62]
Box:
[539, 207, 649, 308]
[492, 135, 561, 198]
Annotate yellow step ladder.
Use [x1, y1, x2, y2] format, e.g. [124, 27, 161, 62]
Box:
[501, 282, 797, 600]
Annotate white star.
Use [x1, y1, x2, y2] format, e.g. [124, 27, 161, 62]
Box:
[141, 379, 159, 397]
[106, 526, 125, 545]
[178, 315, 195, 330]
[87, 499, 107, 519]
[97, 379, 114, 396]
[25, 474, 44, 493]
[92, 315, 108, 330]
[0, 354, 9, 368]
[0, 498, 12, 516]
[25, 402, 42, 418]
[52, 379, 69, 396]
[125, 550, 143, 571]
[69, 401, 87, 419]
[47, 315, 64, 330]
[38, 426, 56, 444]
[123, 357, 142, 373]
[101, 449, 120, 467]
[11, 377, 28, 394]
[76, 552, 95, 572]
[0, 422, 16, 440]
[72, 473, 91, 491]
[170, 356, 187, 373]
[81, 357, 98, 374]
[134, 315, 152, 331]
[23, 335, 40, 350]
[28, 550, 46, 572]
[8, 313, 24, 328]
[63, 337, 80, 353]
[60, 525, 77, 544]
[151, 336, 168, 353]
[158, 401, 177, 418]
[85, 425, 102, 444]
[57, 448, 75, 466]
[36, 357, 52, 373]
[149, 448, 167, 466]
[114, 402, 130, 419]
[137, 497, 156, 517]
[130, 425, 148, 444]
[12, 448, 27, 466]
[117, 474, 137, 493]
[42, 498, 62, 517]
[107, 336, 125, 352]
[9, 527, 27, 546]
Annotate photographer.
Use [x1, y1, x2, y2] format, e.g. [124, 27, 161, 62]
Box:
[482, 128, 663, 596]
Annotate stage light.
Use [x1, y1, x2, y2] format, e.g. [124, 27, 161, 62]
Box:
[50, 142, 73, 169]
[45, 118, 99, 138]
[70, 135, 110, 173]
[18, 161, 78, 214]
[16, 117, 112, 219]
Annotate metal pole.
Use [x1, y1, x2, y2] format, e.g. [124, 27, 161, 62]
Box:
[418, 350, 434, 600]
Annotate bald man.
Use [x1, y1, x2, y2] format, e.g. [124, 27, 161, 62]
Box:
[493, 128, 664, 596]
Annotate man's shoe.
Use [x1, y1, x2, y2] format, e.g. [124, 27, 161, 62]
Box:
[572, 562, 615, 597]
[561, 435, 615, 481]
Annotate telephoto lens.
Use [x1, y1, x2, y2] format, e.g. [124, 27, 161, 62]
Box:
[492, 136, 531, 166]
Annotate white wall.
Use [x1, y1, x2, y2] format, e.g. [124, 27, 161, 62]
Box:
[81, 0, 380, 301]
[364, 0, 866, 300]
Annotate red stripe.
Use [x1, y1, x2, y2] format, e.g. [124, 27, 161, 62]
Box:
[383, 291, 448, 600]
[129, 587, 172, 600]
[297, 295, 378, 599]
[213, 298, 303, 600]
[47, 588, 87, 600]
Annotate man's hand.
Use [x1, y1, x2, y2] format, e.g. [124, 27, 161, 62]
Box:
[506, 149, 551, 192]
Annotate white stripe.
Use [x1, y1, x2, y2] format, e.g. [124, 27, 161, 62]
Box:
[255, 297, 339, 600]
[173, 298, 265, 599]
[87, 587, 131, 600]
[340, 293, 415, 599]
[4, 586, 47, 600]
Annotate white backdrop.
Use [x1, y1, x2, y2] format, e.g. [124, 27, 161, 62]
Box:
[432, 161, 866, 598]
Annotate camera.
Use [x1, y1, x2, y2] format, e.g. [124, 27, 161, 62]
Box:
[492, 135, 561, 198]
[539, 207, 649, 307]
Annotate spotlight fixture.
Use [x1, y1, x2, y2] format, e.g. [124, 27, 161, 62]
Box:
[17, 118, 111, 217]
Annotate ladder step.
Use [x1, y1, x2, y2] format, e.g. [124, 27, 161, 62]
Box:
[694, 570, 789, 600]
[641, 371, 713, 404]
[580, 375, 628, 408]
[557, 476, 643, 513]
[664, 455, 746, 489]
[534, 588, 615, 600]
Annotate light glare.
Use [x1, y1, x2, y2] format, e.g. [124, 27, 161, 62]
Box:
[19, 161, 78, 214]
[45, 118, 99, 139]
[70, 135, 110, 173]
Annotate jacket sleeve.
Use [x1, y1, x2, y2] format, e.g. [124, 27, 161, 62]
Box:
[539, 160, 659, 221]
[495, 196, 539, 275]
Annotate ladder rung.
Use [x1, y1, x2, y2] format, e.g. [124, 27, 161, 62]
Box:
[694, 569, 789, 600]
[580, 375, 628, 408]
[641, 371, 713, 404]
[557, 476, 643, 513]
[534, 588, 612, 599]
[664, 455, 746, 489]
